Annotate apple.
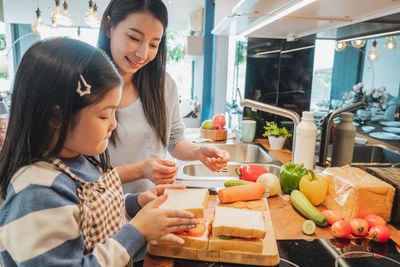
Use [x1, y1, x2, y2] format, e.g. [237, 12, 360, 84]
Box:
[212, 124, 224, 130]
[201, 120, 215, 129]
[213, 114, 226, 127]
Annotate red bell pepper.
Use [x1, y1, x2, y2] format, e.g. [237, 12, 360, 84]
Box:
[235, 164, 268, 182]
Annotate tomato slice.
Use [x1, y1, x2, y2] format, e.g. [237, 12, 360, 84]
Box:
[172, 230, 188, 235]
[187, 222, 206, 237]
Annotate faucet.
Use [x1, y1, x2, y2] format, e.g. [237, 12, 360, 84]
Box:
[240, 99, 300, 161]
[317, 100, 365, 167]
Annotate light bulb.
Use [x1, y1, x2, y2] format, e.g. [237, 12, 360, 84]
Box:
[384, 37, 397, 51]
[84, 0, 94, 20]
[51, 0, 63, 27]
[59, 0, 73, 26]
[84, 1, 100, 28]
[367, 40, 379, 61]
[31, 8, 46, 35]
[51, 16, 58, 28]
[351, 39, 366, 48]
[335, 41, 346, 51]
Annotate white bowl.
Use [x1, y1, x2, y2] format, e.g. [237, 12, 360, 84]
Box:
[361, 126, 375, 133]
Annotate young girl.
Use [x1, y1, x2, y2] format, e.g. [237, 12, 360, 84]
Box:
[0, 38, 198, 266]
[97, 0, 230, 194]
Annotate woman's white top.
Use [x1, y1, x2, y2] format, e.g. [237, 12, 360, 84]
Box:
[108, 74, 185, 193]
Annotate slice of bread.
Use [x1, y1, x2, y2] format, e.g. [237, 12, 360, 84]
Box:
[159, 188, 209, 218]
[212, 206, 266, 239]
[208, 234, 264, 253]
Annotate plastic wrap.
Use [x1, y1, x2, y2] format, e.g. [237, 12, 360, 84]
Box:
[322, 166, 395, 221]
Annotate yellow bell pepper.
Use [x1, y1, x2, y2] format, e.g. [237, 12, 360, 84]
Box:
[299, 170, 328, 206]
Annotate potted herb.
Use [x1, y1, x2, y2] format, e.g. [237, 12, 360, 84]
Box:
[263, 121, 292, 150]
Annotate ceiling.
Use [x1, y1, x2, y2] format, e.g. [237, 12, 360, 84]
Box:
[2, 0, 203, 31]
[214, 0, 400, 39]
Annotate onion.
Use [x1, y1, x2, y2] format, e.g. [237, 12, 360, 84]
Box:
[256, 173, 281, 197]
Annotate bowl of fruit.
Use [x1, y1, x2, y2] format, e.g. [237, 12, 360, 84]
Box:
[200, 114, 227, 141]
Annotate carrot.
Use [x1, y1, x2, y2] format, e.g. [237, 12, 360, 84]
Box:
[232, 201, 246, 209]
[217, 183, 265, 204]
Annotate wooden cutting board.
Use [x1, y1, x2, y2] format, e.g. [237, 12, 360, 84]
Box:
[147, 197, 280, 266]
[268, 194, 333, 240]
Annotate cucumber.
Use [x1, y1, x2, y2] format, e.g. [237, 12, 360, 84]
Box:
[302, 220, 316, 235]
[290, 190, 328, 227]
[224, 180, 253, 187]
[219, 235, 234, 240]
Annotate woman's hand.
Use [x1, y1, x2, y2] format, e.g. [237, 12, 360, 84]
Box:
[131, 193, 198, 244]
[199, 145, 230, 172]
[142, 159, 178, 185]
[137, 184, 185, 208]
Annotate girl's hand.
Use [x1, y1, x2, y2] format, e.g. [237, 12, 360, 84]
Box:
[131, 194, 198, 243]
[142, 159, 178, 185]
[137, 184, 185, 208]
[199, 145, 230, 172]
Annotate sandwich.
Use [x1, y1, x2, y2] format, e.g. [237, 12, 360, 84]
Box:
[159, 188, 209, 218]
[208, 206, 266, 253]
[154, 189, 212, 249]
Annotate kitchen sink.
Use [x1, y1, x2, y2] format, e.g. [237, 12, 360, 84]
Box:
[209, 143, 280, 164]
[179, 163, 281, 181]
[176, 143, 281, 181]
[351, 145, 400, 167]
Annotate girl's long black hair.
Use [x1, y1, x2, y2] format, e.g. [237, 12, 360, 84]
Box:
[0, 37, 122, 198]
[97, 0, 168, 147]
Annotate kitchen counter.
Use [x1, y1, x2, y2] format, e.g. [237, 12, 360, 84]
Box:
[356, 121, 400, 152]
[143, 128, 400, 267]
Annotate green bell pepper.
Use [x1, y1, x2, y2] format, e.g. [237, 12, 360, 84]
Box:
[279, 163, 308, 194]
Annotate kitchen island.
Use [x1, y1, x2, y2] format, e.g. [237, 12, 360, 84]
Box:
[142, 129, 400, 267]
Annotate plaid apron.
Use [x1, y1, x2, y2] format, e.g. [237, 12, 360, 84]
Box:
[51, 158, 129, 253]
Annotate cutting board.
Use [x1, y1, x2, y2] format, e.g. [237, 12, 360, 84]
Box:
[268, 195, 333, 240]
[147, 197, 280, 266]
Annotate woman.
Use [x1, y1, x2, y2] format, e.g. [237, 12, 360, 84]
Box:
[97, 0, 230, 193]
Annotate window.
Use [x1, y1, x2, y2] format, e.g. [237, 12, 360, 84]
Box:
[0, 22, 11, 95]
[166, 30, 193, 100]
[310, 39, 335, 112]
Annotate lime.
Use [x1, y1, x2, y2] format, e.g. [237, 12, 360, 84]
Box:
[302, 220, 316, 235]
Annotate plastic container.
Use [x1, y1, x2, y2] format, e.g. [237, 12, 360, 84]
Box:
[293, 111, 317, 169]
[331, 112, 356, 167]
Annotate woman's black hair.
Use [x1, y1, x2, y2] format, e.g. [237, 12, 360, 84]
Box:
[0, 37, 122, 198]
[97, 0, 168, 147]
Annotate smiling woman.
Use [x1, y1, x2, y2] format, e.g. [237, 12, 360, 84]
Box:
[97, 0, 229, 196]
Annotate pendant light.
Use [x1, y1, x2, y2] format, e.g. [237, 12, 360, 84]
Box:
[351, 39, 366, 48]
[84, 0, 101, 28]
[367, 40, 379, 61]
[31, 0, 46, 35]
[384, 36, 397, 51]
[335, 41, 346, 51]
[60, 0, 73, 26]
[51, 0, 64, 27]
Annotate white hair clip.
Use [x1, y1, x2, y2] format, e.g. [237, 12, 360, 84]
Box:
[76, 75, 92, 97]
